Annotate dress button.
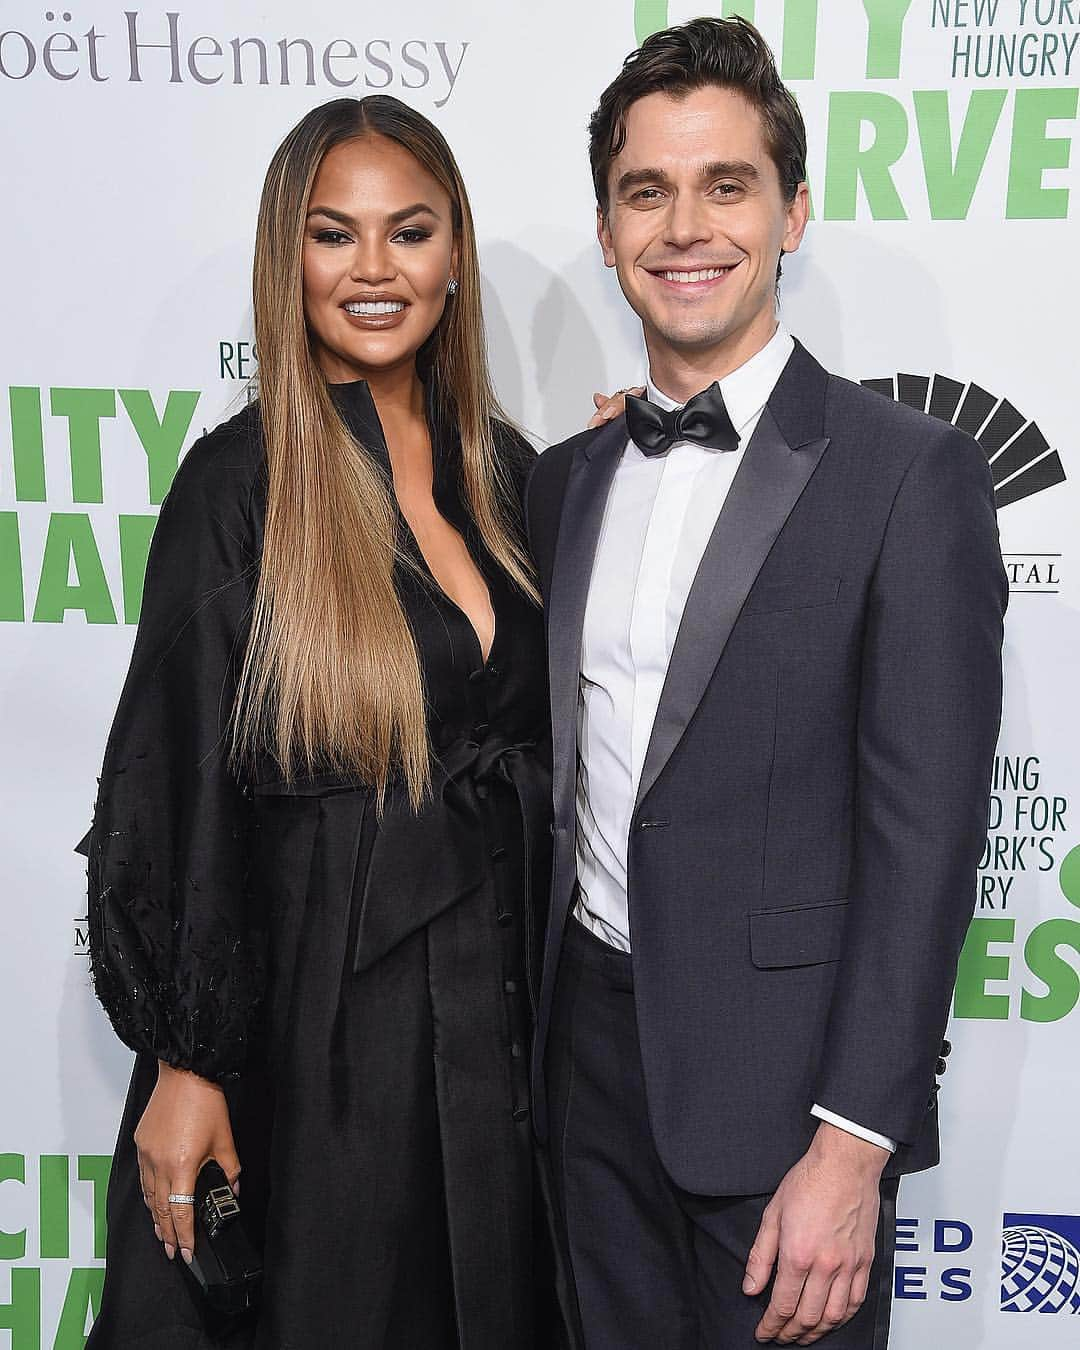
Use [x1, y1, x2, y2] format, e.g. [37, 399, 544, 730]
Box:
[512, 1106, 530, 1122]
[497, 911, 514, 926]
[486, 665, 499, 678]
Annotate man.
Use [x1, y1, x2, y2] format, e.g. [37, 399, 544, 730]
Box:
[526, 17, 1006, 1349]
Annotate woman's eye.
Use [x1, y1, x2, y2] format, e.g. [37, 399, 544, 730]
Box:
[314, 228, 351, 244]
[394, 227, 432, 244]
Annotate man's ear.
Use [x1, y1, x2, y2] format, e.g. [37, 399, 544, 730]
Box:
[597, 206, 616, 269]
[781, 182, 810, 257]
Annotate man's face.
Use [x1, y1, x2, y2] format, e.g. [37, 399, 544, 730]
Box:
[598, 85, 808, 369]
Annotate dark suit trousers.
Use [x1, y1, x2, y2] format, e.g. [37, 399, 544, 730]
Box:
[545, 918, 898, 1350]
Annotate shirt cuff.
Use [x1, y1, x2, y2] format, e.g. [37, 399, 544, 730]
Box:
[811, 1104, 897, 1154]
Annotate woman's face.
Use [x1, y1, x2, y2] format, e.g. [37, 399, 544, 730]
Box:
[302, 134, 458, 384]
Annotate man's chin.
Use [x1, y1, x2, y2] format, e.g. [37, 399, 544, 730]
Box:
[646, 316, 738, 353]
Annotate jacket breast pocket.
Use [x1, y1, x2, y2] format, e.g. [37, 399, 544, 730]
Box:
[741, 575, 842, 618]
[749, 898, 849, 969]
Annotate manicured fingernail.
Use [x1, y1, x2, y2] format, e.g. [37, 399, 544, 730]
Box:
[165, 1243, 176, 1260]
[181, 1248, 193, 1265]
[231, 1179, 240, 1196]
[154, 1224, 162, 1241]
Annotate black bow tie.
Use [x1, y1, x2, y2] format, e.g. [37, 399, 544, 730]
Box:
[624, 382, 740, 457]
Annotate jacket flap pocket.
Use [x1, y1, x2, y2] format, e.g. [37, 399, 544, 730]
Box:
[749, 899, 849, 969]
[742, 575, 842, 617]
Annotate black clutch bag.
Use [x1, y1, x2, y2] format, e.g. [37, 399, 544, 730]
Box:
[183, 1160, 262, 1316]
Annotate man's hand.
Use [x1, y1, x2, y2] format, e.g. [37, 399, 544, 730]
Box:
[743, 1122, 889, 1345]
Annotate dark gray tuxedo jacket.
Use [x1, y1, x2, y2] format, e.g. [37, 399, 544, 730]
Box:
[525, 340, 1007, 1197]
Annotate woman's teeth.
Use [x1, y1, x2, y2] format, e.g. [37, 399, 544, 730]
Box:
[660, 268, 729, 282]
[344, 301, 406, 315]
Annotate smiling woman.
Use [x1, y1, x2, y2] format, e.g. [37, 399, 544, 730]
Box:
[302, 142, 458, 377]
[82, 96, 563, 1349]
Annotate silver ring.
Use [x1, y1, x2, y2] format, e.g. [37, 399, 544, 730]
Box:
[168, 1193, 196, 1205]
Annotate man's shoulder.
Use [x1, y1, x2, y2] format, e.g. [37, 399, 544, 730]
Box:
[526, 423, 608, 507]
[819, 364, 983, 471]
[534, 424, 603, 478]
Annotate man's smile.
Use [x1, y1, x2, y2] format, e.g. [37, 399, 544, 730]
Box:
[643, 260, 743, 294]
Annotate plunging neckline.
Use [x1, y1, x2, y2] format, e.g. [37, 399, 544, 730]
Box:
[326, 374, 498, 665]
[402, 510, 497, 665]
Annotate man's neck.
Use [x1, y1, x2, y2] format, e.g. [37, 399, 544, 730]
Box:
[646, 316, 780, 405]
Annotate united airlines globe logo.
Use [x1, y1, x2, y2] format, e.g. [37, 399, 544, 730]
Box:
[1001, 1214, 1080, 1314]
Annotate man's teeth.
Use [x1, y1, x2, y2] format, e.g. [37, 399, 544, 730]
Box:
[344, 300, 406, 315]
[660, 268, 730, 282]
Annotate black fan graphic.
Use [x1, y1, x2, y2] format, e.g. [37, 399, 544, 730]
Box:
[860, 373, 1066, 510]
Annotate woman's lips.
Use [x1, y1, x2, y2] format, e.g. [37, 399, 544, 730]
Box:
[340, 299, 410, 329]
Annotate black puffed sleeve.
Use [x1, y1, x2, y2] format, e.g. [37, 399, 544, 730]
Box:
[84, 407, 265, 1082]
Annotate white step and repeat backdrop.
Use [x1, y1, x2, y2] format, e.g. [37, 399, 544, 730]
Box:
[2, 0, 1078, 1344]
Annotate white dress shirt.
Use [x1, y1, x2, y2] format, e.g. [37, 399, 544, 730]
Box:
[572, 324, 896, 1155]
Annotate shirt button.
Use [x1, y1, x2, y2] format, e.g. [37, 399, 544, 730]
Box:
[490, 845, 507, 861]
[497, 911, 514, 927]
[512, 1106, 530, 1122]
[467, 668, 484, 684]
[476, 783, 489, 800]
[486, 664, 499, 678]
[503, 979, 518, 994]
[511, 1042, 523, 1059]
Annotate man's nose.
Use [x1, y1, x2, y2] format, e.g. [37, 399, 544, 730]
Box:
[663, 192, 712, 251]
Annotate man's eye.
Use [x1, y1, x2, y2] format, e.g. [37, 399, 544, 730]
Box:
[713, 183, 742, 197]
[632, 188, 664, 203]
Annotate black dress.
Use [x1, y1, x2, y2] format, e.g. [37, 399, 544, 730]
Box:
[83, 379, 554, 1348]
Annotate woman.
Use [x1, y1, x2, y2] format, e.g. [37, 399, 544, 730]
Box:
[84, 96, 563, 1347]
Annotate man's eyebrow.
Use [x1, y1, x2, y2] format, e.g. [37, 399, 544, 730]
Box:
[615, 161, 761, 196]
[702, 160, 760, 181]
[615, 167, 672, 195]
[305, 202, 442, 228]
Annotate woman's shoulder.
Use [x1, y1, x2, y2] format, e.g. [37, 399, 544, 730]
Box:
[490, 418, 538, 493]
[162, 399, 265, 531]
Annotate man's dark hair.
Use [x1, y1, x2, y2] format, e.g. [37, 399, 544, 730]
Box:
[588, 16, 807, 217]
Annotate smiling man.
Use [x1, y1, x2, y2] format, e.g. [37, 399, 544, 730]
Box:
[525, 18, 1007, 1349]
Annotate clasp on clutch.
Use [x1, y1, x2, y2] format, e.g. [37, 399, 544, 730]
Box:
[201, 1184, 240, 1239]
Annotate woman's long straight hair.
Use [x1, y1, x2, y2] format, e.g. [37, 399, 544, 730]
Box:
[233, 96, 537, 807]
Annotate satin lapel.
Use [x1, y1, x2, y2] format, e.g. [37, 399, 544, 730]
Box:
[546, 417, 627, 830]
[634, 403, 830, 812]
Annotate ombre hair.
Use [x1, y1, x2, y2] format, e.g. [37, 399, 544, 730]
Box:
[234, 96, 536, 807]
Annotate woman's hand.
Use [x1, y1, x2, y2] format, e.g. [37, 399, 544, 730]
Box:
[586, 386, 645, 429]
[134, 1061, 240, 1264]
